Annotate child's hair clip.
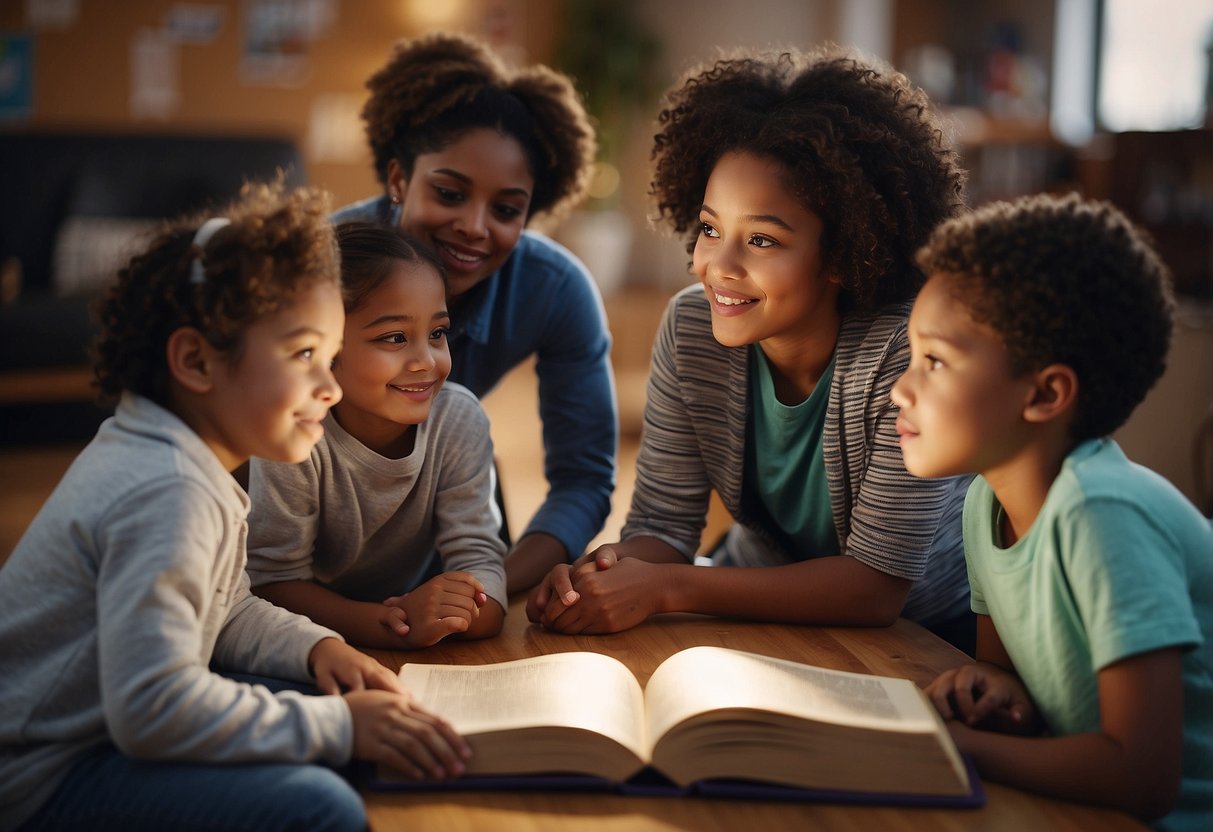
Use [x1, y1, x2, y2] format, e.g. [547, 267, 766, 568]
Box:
[189, 217, 232, 284]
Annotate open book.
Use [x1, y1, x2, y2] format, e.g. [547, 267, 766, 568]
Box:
[377, 646, 977, 803]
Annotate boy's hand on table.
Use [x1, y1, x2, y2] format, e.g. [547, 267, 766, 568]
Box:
[925, 661, 1038, 734]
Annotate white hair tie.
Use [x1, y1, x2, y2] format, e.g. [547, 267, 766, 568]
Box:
[189, 217, 232, 284]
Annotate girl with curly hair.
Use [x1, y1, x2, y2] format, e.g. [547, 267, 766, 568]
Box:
[529, 46, 975, 651]
[333, 32, 614, 595]
[0, 182, 469, 832]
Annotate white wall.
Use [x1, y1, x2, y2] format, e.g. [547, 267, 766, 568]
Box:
[1115, 303, 1213, 507]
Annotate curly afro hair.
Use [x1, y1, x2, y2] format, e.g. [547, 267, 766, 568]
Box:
[93, 179, 339, 407]
[919, 192, 1175, 442]
[650, 45, 965, 314]
[361, 31, 596, 223]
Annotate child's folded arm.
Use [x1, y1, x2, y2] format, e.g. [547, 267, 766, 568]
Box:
[538, 549, 912, 635]
[216, 571, 344, 681]
[659, 553, 912, 626]
[254, 579, 412, 650]
[431, 405, 509, 612]
[951, 647, 1184, 822]
[95, 482, 353, 765]
[382, 572, 501, 646]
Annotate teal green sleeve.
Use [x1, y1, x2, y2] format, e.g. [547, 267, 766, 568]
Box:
[1060, 497, 1202, 670]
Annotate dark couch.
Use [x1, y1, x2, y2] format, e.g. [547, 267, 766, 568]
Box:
[0, 132, 305, 442]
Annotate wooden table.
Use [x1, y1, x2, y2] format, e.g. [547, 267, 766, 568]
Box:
[360, 599, 1144, 832]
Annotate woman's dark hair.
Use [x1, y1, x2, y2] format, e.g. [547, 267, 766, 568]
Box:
[650, 45, 966, 313]
[361, 31, 596, 222]
[334, 222, 447, 313]
[92, 180, 339, 407]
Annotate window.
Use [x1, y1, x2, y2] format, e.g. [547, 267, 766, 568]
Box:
[1053, 0, 1212, 144]
[1098, 0, 1213, 131]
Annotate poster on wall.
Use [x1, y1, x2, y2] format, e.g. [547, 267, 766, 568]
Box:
[241, 0, 335, 87]
[164, 3, 226, 45]
[25, 0, 79, 29]
[130, 26, 180, 119]
[0, 33, 33, 122]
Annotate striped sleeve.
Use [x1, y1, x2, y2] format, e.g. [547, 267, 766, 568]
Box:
[620, 291, 717, 558]
[827, 308, 970, 623]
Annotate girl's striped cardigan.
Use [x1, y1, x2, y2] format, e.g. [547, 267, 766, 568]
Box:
[621, 285, 971, 627]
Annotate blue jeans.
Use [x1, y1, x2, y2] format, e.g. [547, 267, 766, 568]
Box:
[18, 674, 366, 832]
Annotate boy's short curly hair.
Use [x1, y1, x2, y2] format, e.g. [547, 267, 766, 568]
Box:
[919, 192, 1175, 442]
[361, 31, 596, 223]
[650, 45, 965, 314]
[93, 180, 339, 407]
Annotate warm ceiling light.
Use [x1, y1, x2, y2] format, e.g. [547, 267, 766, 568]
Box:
[587, 162, 621, 201]
[400, 0, 469, 31]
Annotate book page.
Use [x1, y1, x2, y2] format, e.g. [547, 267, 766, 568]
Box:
[644, 646, 937, 746]
[400, 652, 648, 760]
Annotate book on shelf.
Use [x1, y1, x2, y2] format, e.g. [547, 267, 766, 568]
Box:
[371, 645, 982, 806]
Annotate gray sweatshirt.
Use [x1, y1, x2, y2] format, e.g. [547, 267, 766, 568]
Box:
[0, 394, 352, 830]
[246, 381, 507, 611]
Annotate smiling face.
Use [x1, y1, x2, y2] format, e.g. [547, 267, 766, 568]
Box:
[206, 279, 344, 469]
[891, 274, 1035, 479]
[692, 152, 841, 353]
[389, 127, 534, 302]
[331, 260, 451, 457]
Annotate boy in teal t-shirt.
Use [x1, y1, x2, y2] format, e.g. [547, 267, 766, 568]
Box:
[891, 192, 1212, 831]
